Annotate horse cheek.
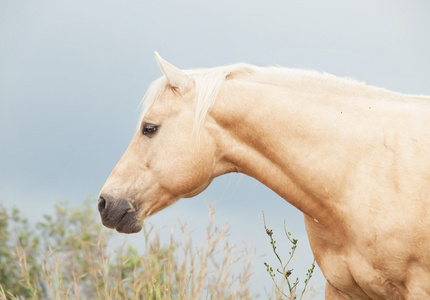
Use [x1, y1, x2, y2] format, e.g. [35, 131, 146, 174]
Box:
[166, 144, 215, 196]
[168, 156, 211, 196]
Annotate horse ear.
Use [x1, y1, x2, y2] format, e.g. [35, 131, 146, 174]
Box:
[154, 52, 192, 92]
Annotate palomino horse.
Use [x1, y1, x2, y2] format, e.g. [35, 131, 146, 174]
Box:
[98, 53, 430, 299]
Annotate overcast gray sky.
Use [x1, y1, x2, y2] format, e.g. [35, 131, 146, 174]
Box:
[1, 0, 429, 297]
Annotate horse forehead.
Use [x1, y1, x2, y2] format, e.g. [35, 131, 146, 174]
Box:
[145, 95, 181, 118]
[146, 89, 194, 119]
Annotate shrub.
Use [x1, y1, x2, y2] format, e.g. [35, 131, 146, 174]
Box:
[0, 199, 253, 299]
[0, 200, 316, 299]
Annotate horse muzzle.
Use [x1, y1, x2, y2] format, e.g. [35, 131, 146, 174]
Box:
[98, 194, 143, 233]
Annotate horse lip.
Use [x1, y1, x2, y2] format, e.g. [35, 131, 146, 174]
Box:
[115, 211, 143, 233]
[113, 210, 129, 228]
[100, 209, 127, 229]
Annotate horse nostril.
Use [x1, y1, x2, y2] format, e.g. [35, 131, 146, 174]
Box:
[98, 197, 106, 214]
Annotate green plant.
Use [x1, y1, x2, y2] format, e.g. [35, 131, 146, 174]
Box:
[0, 200, 318, 299]
[0, 199, 254, 299]
[0, 205, 42, 298]
[263, 212, 316, 300]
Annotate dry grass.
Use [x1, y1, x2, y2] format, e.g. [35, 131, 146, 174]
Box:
[0, 200, 255, 300]
[0, 200, 317, 300]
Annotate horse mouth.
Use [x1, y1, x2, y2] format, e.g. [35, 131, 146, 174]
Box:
[98, 196, 143, 234]
[114, 210, 143, 233]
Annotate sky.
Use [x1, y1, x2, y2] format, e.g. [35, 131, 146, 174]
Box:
[1, 0, 430, 298]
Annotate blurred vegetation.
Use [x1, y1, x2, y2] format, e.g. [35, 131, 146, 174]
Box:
[0, 199, 253, 299]
[0, 199, 316, 299]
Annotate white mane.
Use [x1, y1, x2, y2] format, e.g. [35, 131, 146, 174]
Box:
[140, 63, 401, 135]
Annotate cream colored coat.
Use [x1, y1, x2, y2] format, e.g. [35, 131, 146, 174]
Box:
[99, 54, 430, 299]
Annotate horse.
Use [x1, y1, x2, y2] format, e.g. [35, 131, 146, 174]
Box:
[98, 53, 430, 299]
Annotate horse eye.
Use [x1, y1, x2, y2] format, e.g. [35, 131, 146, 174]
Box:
[142, 124, 159, 136]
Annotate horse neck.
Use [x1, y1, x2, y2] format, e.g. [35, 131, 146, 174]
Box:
[209, 77, 400, 227]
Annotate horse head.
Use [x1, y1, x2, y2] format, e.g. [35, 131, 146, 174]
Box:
[98, 53, 232, 233]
